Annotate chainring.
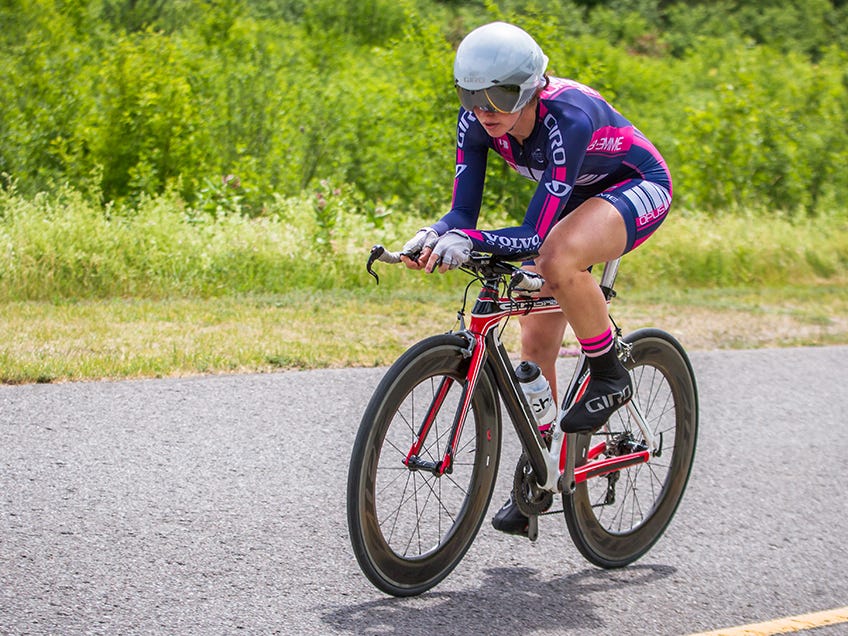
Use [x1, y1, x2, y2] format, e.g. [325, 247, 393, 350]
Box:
[512, 453, 554, 517]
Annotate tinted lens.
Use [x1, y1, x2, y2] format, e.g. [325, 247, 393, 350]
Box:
[456, 85, 522, 113]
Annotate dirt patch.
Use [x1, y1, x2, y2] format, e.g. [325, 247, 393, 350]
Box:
[588, 303, 847, 351]
[495, 298, 848, 355]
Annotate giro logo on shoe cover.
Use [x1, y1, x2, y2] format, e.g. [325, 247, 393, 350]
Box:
[585, 385, 632, 414]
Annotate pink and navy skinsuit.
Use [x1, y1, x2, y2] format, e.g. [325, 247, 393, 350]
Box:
[432, 77, 673, 258]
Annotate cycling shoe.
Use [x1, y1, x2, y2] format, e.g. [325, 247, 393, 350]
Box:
[491, 495, 530, 536]
[560, 371, 633, 434]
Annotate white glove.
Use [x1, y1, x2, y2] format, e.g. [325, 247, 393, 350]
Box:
[402, 227, 439, 258]
[431, 230, 472, 270]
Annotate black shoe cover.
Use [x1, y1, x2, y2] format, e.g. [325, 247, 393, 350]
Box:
[560, 371, 633, 434]
[491, 496, 529, 536]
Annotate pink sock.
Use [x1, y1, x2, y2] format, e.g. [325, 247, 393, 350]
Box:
[577, 328, 613, 358]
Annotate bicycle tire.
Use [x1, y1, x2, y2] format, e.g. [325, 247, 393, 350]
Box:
[563, 328, 698, 568]
[347, 334, 502, 596]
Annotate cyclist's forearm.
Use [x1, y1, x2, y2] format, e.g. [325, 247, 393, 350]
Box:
[463, 226, 542, 257]
[433, 208, 479, 236]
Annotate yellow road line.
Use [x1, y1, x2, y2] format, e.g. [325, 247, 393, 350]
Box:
[689, 606, 848, 635]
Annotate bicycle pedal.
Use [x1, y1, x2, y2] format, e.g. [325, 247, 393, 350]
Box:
[527, 514, 539, 542]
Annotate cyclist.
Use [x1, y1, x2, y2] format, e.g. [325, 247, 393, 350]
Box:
[400, 21, 672, 536]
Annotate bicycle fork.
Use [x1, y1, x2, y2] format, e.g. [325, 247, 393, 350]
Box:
[402, 330, 485, 477]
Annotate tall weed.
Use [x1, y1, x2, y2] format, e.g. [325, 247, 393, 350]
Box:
[0, 184, 427, 300]
[0, 184, 845, 301]
[624, 209, 848, 289]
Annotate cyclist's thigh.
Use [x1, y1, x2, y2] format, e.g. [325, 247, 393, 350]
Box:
[540, 197, 628, 270]
[515, 264, 567, 381]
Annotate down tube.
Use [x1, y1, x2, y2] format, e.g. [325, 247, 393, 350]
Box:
[485, 332, 549, 481]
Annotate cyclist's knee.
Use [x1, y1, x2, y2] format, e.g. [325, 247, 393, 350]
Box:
[535, 242, 583, 290]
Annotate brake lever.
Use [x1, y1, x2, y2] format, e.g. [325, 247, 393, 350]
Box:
[367, 245, 386, 284]
[367, 245, 410, 284]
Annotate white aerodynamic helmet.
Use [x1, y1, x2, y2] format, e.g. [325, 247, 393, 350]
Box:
[454, 21, 549, 113]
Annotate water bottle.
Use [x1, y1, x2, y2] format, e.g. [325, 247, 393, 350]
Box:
[515, 361, 556, 430]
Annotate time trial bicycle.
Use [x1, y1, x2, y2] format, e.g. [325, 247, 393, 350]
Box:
[346, 245, 698, 597]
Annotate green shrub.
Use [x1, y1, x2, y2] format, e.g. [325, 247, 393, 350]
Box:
[0, 0, 847, 220]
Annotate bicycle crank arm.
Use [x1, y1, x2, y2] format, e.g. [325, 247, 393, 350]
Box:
[527, 514, 539, 542]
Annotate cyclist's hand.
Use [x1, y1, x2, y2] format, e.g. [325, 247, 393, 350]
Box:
[426, 230, 472, 274]
[400, 227, 439, 269]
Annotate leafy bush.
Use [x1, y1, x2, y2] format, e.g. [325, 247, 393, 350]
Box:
[1, 0, 847, 298]
[670, 42, 848, 214]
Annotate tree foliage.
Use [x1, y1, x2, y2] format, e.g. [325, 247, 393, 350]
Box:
[1, 0, 847, 217]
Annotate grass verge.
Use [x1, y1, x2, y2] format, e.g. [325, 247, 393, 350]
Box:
[1, 281, 846, 384]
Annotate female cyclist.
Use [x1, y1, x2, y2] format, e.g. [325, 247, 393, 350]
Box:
[400, 21, 673, 536]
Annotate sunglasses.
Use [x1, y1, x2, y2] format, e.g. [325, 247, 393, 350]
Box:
[456, 84, 523, 114]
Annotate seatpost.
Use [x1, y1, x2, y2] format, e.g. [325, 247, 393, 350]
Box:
[599, 258, 620, 301]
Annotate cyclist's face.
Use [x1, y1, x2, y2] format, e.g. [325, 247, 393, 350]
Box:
[473, 102, 535, 142]
[473, 107, 520, 137]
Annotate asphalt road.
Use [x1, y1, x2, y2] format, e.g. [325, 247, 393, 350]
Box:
[1, 346, 847, 635]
